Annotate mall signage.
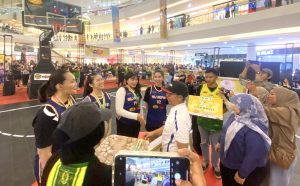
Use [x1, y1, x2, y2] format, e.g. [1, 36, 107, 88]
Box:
[257, 50, 274, 56]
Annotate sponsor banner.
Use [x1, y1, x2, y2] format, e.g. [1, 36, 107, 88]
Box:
[14, 43, 34, 52]
[188, 95, 223, 120]
[34, 73, 51, 81]
[85, 45, 110, 57]
[112, 6, 121, 42]
[160, 0, 167, 38]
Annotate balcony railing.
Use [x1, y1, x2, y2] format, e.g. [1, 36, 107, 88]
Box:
[50, 0, 300, 42]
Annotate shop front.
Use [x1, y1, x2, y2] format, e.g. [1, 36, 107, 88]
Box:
[257, 47, 300, 79]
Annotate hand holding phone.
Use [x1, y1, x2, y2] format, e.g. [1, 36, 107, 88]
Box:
[175, 149, 206, 186]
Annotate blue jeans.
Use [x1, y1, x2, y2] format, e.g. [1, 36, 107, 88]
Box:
[198, 125, 220, 168]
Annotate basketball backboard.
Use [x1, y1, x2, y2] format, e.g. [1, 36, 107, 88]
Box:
[22, 0, 83, 34]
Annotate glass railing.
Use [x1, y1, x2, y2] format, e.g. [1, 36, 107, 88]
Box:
[52, 0, 300, 42]
[119, 0, 300, 38]
[0, 26, 23, 35]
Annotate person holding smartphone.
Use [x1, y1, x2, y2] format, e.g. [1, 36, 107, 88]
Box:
[143, 70, 168, 131]
[32, 69, 77, 183]
[239, 60, 275, 91]
[116, 71, 145, 138]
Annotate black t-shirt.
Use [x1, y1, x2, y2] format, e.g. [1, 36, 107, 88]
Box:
[143, 86, 169, 104]
[33, 106, 60, 152]
[42, 153, 112, 186]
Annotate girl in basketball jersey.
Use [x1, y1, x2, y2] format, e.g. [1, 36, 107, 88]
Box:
[83, 73, 111, 109]
[143, 70, 168, 131]
[32, 69, 77, 183]
[115, 71, 145, 138]
[82, 73, 112, 138]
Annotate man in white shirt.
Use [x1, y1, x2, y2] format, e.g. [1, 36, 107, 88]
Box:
[144, 81, 192, 152]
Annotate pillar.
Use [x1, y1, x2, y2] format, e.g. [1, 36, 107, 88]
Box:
[247, 43, 257, 61]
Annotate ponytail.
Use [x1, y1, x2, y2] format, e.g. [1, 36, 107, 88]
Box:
[38, 81, 50, 103]
[83, 73, 98, 98]
[38, 69, 68, 103]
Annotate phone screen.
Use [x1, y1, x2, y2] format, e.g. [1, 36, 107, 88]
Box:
[114, 155, 190, 186]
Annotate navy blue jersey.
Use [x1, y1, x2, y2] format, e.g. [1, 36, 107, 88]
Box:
[119, 87, 141, 125]
[46, 96, 76, 120]
[147, 86, 167, 129]
[87, 92, 111, 109]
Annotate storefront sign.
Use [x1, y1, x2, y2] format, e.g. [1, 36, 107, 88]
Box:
[188, 95, 223, 120]
[128, 50, 137, 56]
[85, 45, 110, 57]
[257, 50, 274, 56]
[257, 47, 300, 56]
[34, 73, 51, 81]
[14, 43, 34, 52]
[112, 6, 121, 42]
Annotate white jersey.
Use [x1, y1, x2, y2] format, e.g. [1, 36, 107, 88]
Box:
[162, 103, 192, 152]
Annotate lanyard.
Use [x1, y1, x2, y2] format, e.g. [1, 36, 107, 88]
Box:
[91, 92, 106, 109]
[53, 95, 73, 108]
[128, 87, 139, 102]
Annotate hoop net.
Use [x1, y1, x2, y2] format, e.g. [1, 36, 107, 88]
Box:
[51, 23, 66, 35]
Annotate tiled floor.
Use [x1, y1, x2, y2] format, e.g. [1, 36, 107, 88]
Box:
[0, 90, 299, 186]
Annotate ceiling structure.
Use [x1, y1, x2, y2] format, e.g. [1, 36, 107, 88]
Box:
[57, 0, 146, 12]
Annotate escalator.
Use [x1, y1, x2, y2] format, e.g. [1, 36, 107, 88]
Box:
[51, 49, 73, 64]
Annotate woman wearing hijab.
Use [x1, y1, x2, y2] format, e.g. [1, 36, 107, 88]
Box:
[262, 87, 300, 186]
[219, 94, 271, 186]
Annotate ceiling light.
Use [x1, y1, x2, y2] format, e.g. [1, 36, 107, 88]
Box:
[278, 37, 283, 40]
[224, 41, 228, 44]
[188, 3, 192, 8]
[231, 46, 235, 48]
[187, 44, 191, 47]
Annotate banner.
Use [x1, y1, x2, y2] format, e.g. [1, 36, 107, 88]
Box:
[14, 43, 34, 52]
[85, 45, 110, 57]
[0, 55, 4, 63]
[34, 73, 51, 81]
[160, 0, 167, 38]
[188, 95, 223, 120]
[111, 6, 121, 42]
[218, 77, 245, 94]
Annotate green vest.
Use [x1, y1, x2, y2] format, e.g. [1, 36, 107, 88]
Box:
[197, 83, 223, 132]
[46, 159, 88, 186]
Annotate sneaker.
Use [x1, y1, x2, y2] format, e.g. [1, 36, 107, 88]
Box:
[202, 162, 209, 173]
[213, 166, 222, 179]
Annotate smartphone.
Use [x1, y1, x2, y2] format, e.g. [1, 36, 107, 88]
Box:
[113, 151, 190, 186]
[248, 60, 260, 65]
